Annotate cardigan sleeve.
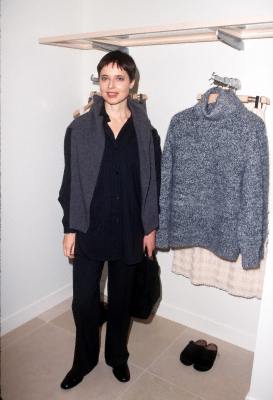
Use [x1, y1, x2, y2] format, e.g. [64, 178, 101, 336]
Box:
[58, 125, 78, 234]
[156, 117, 175, 249]
[151, 127, 162, 207]
[237, 122, 269, 269]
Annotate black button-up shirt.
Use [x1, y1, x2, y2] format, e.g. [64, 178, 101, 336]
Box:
[76, 104, 144, 264]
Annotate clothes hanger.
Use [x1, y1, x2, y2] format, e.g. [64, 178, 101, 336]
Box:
[197, 73, 270, 107]
[207, 72, 240, 104]
[73, 91, 98, 119]
[197, 92, 270, 107]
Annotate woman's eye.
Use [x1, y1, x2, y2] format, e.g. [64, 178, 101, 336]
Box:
[116, 76, 125, 81]
[100, 76, 108, 81]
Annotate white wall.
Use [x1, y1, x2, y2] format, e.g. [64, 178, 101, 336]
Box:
[1, 0, 84, 333]
[246, 245, 273, 400]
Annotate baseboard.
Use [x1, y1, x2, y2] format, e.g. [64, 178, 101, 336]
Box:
[1, 284, 73, 335]
[156, 301, 256, 351]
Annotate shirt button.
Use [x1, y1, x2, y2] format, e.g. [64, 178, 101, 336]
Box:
[116, 195, 120, 200]
[115, 170, 119, 175]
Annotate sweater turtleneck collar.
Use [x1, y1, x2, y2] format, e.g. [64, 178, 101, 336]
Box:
[194, 86, 244, 121]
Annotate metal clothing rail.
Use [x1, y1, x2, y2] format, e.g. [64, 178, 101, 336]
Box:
[39, 16, 273, 51]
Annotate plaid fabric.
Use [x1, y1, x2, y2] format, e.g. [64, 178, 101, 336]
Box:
[172, 103, 268, 299]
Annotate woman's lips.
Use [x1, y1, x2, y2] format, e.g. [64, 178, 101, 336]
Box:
[107, 92, 118, 97]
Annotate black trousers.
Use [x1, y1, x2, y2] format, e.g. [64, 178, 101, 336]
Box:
[71, 251, 137, 376]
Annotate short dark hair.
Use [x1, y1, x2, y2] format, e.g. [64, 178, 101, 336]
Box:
[97, 50, 136, 82]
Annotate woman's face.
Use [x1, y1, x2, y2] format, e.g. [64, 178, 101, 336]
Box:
[99, 63, 135, 105]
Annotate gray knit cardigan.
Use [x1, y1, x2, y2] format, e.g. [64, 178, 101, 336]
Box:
[156, 87, 269, 269]
[58, 95, 159, 235]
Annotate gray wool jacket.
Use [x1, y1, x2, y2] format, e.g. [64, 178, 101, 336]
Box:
[58, 95, 159, 235]
[156, 87, 269, 269]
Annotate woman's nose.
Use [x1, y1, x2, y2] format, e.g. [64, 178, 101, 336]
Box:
[108, 78, 115, 89]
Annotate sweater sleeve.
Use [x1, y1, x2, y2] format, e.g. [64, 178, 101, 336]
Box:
[156, 117, 175, 249]
[237, 122, 269, 269]
[58, 125, 78, 234]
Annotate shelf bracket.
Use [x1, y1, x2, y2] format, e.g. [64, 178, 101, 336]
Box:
[92, 40, 129, 53]
[216, 28, 244, 50]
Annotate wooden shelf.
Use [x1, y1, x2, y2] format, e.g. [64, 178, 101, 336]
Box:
[39, 16, 273, 51]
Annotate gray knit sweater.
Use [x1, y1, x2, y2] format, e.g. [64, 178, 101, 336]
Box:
[156, 87, 269, 269]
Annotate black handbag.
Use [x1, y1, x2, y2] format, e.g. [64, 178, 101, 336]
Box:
[131, 252, 161, 319]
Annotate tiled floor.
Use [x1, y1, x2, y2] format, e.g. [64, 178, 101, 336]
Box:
[1, 300, 253, 400]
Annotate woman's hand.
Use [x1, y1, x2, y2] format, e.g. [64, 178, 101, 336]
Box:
[143, 230, 156, 258]
[63, 233, 76, 259]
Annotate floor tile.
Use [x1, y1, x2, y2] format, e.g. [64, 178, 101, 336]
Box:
[1, 323, 75, 400]
[128, 315, 186, 368]
[38, 298, 72, 322]
[1, 317, 46, 349]
[46, 362, 143, 400]
[119, 371, 202, 400]
[149, 327, 253, 400]
[1, 320, 143, 400]
[2, 308, 254, 400]
[49, 310, 75, 335]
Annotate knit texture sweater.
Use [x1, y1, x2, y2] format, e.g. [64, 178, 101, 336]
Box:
[156, 87, 269, 269]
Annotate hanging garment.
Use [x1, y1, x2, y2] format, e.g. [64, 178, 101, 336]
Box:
[172, 102, 268, 299]
[156, 86, 269, 270]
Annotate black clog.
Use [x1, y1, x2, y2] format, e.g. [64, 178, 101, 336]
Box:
[179, 339, 207, 366]
[193, 343, 218, 371]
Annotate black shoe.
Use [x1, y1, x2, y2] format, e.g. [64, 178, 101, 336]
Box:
[193, 343, 218, 371]
[112, 363, 130, 382]
[180, 339, 207, 366]
[60, 370, 84, 390]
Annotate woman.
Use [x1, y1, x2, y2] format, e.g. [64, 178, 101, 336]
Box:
[58, 50, 161, 389]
